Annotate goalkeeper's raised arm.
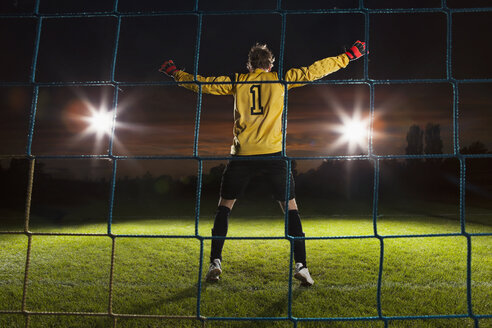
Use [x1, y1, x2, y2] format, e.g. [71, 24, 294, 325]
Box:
[285, 40, 366, 88]
[159, 59, 234, 95]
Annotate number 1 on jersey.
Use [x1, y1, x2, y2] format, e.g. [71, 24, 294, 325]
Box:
[250, 85, 264, 115]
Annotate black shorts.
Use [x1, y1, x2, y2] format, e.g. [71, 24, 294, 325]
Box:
[220, 152, 296, 201]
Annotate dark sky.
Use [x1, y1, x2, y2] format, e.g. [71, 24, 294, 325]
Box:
[0, 0, 491, 179]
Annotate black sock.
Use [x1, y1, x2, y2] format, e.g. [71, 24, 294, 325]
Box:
[210, 206, 231, 262]
[288, 210, 307, 268]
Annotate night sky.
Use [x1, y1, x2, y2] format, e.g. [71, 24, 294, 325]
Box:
[0, 0, 491, 179]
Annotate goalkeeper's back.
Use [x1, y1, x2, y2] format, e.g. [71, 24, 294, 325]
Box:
[172, 46, 350, 155]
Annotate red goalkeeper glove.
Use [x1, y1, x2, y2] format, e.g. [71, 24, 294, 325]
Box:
[159, 60, 178, 76]
[345, 41, 366, 61]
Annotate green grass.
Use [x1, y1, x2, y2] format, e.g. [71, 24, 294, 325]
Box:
[0, 216, 491, 328]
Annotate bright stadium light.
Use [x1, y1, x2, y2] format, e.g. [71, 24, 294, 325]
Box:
[85, 108, 113, 135]
[331, 108, 370, 154]
[340, 117, 367, 144]
[82, 105, 114, 139]
[61, 99, 117, 153]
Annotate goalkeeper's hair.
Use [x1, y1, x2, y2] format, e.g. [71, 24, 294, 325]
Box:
[246, 43, 275, 71]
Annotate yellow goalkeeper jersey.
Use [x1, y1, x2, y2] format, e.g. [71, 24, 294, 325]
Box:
[173, 53, 350, 155]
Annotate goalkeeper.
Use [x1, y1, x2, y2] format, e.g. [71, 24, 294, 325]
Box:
[160, 41, 366, 286]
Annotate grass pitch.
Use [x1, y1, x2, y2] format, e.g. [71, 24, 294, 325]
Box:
[0, 216, 491, 328]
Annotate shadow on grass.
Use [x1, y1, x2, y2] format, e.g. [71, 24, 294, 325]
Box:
[162, 285, 199, 305]
[117, 285, 198, 316]
[198, 286, 307, 327]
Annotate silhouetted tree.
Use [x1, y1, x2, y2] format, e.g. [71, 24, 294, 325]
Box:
[461, 141, 488, 154]
[405, 124, 424, 155]
[424, 123, 443, 154]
